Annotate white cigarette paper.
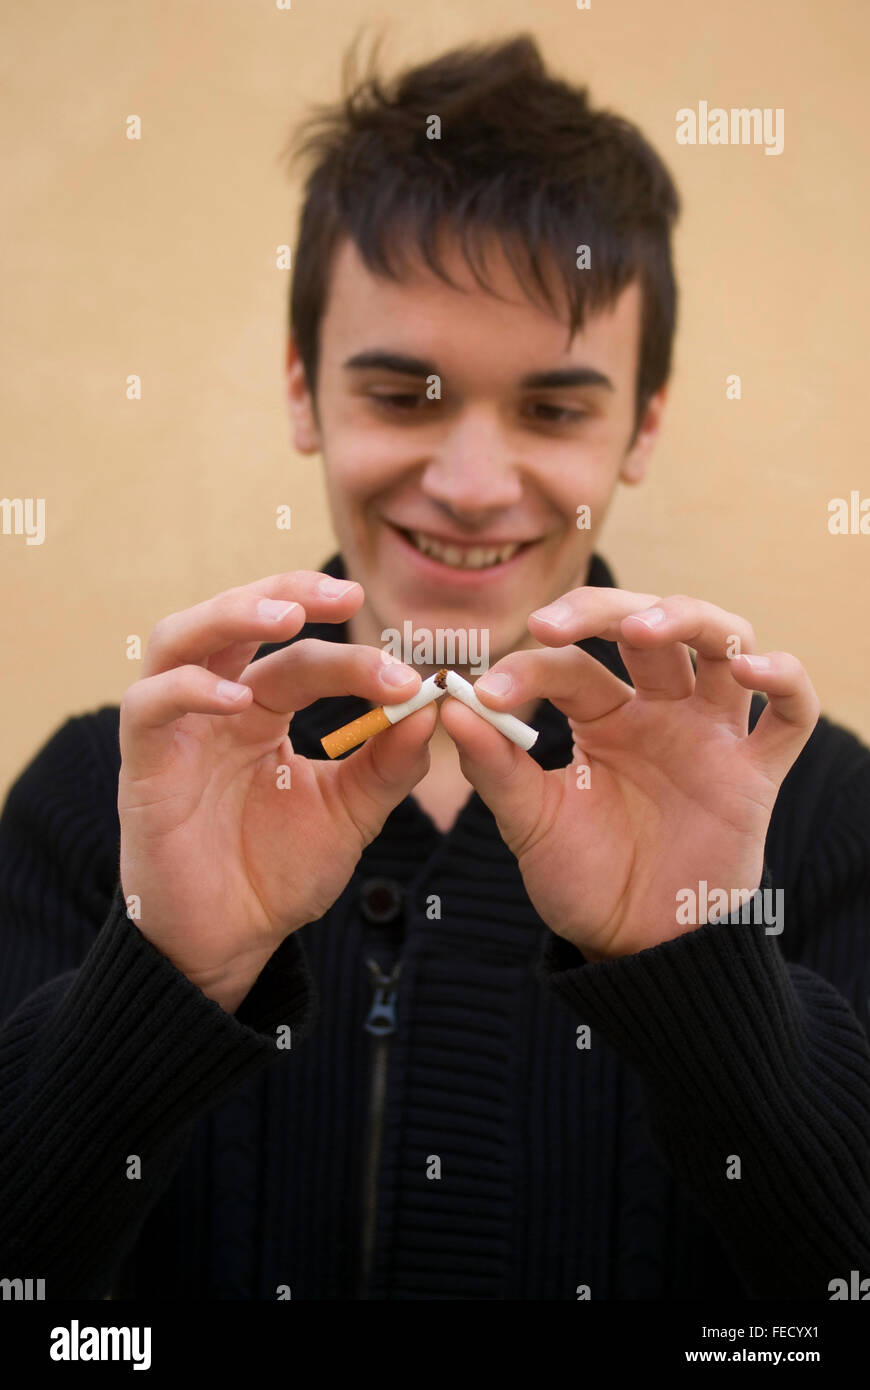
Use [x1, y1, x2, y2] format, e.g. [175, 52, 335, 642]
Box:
[443, 670, 539, 750]
[382, 671, 448, 724]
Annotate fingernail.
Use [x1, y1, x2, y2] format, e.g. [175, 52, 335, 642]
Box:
[740, 655, 771, 673]
[476, 671, 513, 696]
[257, 598, 301, 622]
[216, 679, 249, 701]
[318, 576, 357, 597]
[630, 606, 666, 629]
[530, 599, 572, 627]
[380, 661, 416, 686]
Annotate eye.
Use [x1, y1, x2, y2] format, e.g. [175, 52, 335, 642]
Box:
[370, 391, 428, 412]
[527, 402, 586, 425]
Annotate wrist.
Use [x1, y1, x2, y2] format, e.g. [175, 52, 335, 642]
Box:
[186, 947, 279, 1015]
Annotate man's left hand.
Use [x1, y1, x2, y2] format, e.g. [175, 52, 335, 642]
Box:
[439, 589, 820, 961]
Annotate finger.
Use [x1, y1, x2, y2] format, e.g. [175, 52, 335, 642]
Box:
[120, 644, 421, 782]
[474, 644, 633, 725]
[207, 634, 287, 684]
[205, 574, 363, 682]
[119, 664, 255, 778]
[619, 596, 756, 720]
[327, 703, 439, 845]
[142, 571, 363, 681]
[731, 653, 821, 781]
[242, 640, 420, 715]
[439, 697, 551, 858]
[615, 638, 695, 702]
[528, 587, 662, 646]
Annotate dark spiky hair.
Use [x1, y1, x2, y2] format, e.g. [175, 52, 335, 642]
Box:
[283, 33, 680, 434]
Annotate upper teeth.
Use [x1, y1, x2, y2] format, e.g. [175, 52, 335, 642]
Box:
[409, 530, 523, 568]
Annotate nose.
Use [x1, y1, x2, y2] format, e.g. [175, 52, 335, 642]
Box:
[420, 407, 523, 518]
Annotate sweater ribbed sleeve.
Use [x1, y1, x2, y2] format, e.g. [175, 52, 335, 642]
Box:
[537, 760, 870, 1299]
[0, 714, 317, 1299]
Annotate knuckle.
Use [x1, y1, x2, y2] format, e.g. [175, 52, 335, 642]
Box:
[270, 569, 309, 589]
[717, 610, 754, 653]
[236, 589, 267, 623]
[121, 670, 162, 718]
[218, 585, 246, 612]
[284, 636, 317, 663]
[148, 613, 175, 647]
[212, 586, 248, 618]
[150, 665, 186, 702]
[179, 662, 209, 692]
[776, 651, 805, 682]
[119, 686, 141, 722]
[146, 610, 190, 657]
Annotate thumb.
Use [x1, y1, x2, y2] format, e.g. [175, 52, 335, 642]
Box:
[331, 703, 438, 843]
[439, 697, 548, 856]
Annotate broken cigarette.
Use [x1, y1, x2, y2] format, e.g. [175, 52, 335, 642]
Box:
[443, 670, 539, 750]
[320, 666, 539, 758]
[320, 669, 449, 758]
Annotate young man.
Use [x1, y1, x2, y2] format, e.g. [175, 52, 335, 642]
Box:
[1, 36, 868, 1302]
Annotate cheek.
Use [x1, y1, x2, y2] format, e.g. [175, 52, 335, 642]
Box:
[324, 420, 411, 509]
[323, 458, 384, 523]
[549, 433, 627, 510]
[540, 470, 613, 533]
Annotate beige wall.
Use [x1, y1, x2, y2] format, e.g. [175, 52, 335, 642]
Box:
[1, 0, 868, 800]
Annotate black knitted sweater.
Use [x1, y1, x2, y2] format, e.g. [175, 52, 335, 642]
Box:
[1, 553, 868, 1300]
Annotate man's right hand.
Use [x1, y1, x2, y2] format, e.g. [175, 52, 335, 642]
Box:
[118, 571, 434, 1013]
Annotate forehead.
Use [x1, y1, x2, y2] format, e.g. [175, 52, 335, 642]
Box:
[318, 233, 642, 386]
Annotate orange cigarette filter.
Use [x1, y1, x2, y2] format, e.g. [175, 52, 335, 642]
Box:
[320, 706, 392, 759]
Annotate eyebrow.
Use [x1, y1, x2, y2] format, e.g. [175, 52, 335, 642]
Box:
[342, 350, 614, 392]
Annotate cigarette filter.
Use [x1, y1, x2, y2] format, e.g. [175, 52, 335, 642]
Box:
[320, 706, 392, 759]
[321, 670, 448, 758]
[443, 670, 539, 750]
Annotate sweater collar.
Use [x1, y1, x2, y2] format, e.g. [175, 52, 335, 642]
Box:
[254, 551, 630, 770]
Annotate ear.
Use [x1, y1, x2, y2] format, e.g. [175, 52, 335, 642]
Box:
[620, 384, 668, 486]
[286, 337, 321, 453]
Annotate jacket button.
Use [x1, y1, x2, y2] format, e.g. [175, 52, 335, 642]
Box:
[358, 877, 403, 924]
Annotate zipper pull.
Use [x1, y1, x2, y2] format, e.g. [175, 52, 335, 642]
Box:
[363, 958, 402, 1037]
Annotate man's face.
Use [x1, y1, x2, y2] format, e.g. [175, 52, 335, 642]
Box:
[286, 233, 666, 670]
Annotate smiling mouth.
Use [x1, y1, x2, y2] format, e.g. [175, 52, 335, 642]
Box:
[392, 525, 535, 570]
